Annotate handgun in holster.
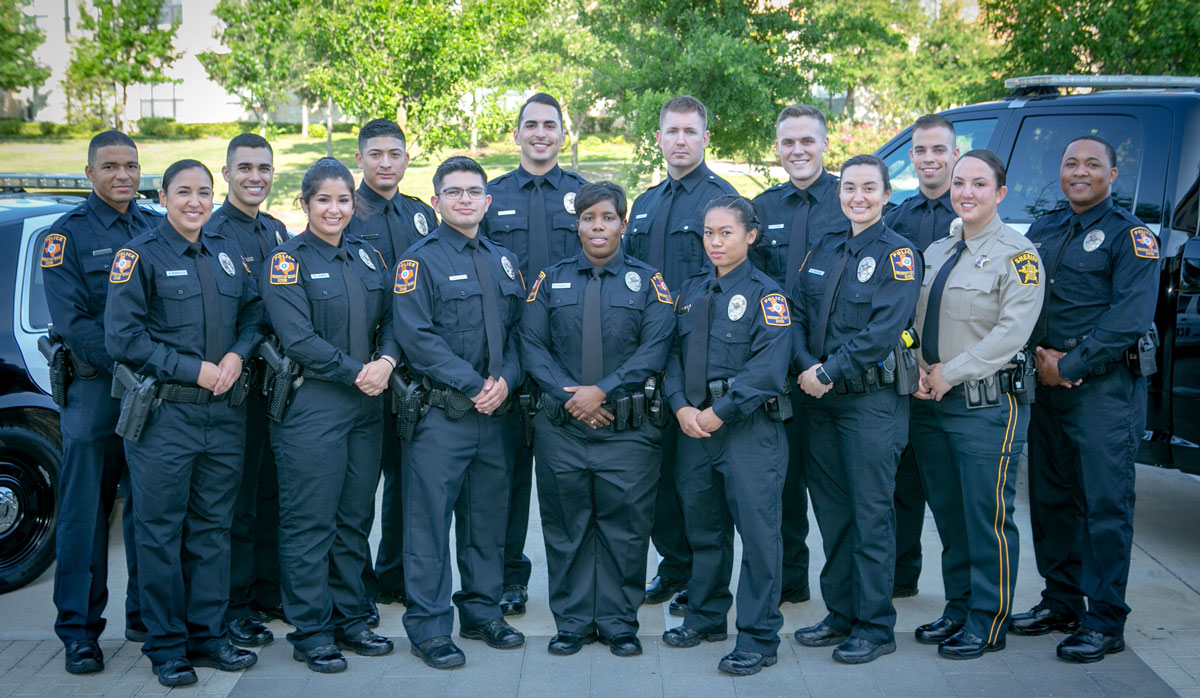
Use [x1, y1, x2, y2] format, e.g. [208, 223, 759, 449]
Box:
[258, 336, 300, 423]
[38, 331, 71, 407]
[764, 383, 793, 423]
[389, 371, 427, 441]
[1012, 349, 1036, 405]
[1126, 324, 1159, 378]
[518, 383, 539, 447]
[644, 375, 668, 428]
[227, 361, 257, 408]
[112, 363, 158, 442]
[893, 327, 922, 396]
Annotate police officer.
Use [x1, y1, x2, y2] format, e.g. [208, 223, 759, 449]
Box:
[43, 130, 157, 674]
[520, 182, 674, 657]
[662, 195, 790, 676]
[347, 119, 438, 619]
[1011, 135, 1159, 663]
[883, 114, 961, 599]
[261, 157, 398, 673]
[483, 93, 588, 616]
[909, 150, 1043, 659]
[624, 95, 738, 614]
[209, 133, 288, 646]
[790, 155, 920, 664]
[393, 157, 526, 669]
[105, 160, 265, 687]
[751, 105, 848, 606]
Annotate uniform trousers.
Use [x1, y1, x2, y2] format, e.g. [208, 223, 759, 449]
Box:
[650, 420, 692, 582]
[367, 409, 405, 598]
[677, 409, 786, 655]
[533, 413, 661, 638]
[781, 393, 810, 592]
[1028, 368, 1144, 635]
[892, 445, 925, 590]
[228, 388, 280, 619]
[502, 412, 534, 588]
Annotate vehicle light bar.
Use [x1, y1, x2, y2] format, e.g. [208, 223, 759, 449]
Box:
[1005, 75, 1200, 90]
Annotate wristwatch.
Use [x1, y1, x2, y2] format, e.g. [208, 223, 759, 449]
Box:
[815, 366, 832, 385]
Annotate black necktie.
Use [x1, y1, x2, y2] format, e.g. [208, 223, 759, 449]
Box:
[528, 176, 549, 276]
[254, 218, 272, 263]
[685, 278, 717, 406]
[383, 202, 404, 267]
[468, 238, 504, 378]
[188, 243, 223, 364]
[580, 267, 604, 385]
[785, 189, 811, 291]
[341, 248, 368, 362]
[810, 245, 853, 359]
[918, 200, 937, 251]
[117, 212, 133, 237]
[648, 181, 676, 269]
[922, 238, 968, 365]
[1031, 215, 1077, 347]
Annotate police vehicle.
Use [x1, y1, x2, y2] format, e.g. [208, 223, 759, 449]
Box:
[874, 74, 1200, 475]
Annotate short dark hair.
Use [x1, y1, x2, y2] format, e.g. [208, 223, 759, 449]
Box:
[517, 93, 563, 128]
[703, 195, 760, 234]
[659, 95, 707, 129]
[299, 157, 355, 206]
[840, 154, 891, 192]
[574, 181, 627, 220]
[87, 130, 137, 166]
[161, 159, 213, 191]
[1065, 134, 1117, 168]
[357, 119, 406, 152]
[776, 104, 827, 132]
[912, 114, 956, 139]
[954, 149, 1007, 188]
[226, 133, 272, 165]
[432, 156, 487, 194]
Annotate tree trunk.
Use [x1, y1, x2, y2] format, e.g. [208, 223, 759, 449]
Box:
[116, 83, 127, 130]
[845, 86, 857, 121]
[325, 98, 334, 158]
[301, 99, 309, 137]
[566, 110, 580, 170]
[258, 109, 268, 137]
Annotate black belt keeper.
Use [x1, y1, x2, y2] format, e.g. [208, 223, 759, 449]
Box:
[706, 378, 729, 404]
[158, 382, 227, 404]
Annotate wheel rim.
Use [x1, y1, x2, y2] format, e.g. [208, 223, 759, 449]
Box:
[0, 454, 55, 576]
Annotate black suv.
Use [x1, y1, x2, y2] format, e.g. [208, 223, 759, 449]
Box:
[874, 74, 1200, 475]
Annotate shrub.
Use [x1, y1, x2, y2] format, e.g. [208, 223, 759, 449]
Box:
[307, 123, 326, 139]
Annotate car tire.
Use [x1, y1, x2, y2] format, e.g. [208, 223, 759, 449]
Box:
[0, 422, 60, 593]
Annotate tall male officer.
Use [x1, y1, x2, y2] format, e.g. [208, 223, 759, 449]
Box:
[346, 119, 438, 619]
[751, 104, 848, 606]
[208, 133, 289, 645]
[624, 95, 738, 615]
[393, 157, 527, 669]
[1013, 136, 1159, 663]
[482, 93, 588, 616]
[882, 114, 960, 599]
[43, 130, 158, 674]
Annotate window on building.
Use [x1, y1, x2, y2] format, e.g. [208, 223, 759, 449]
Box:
[140, 84, 182, 119]
[158, 0, 183, 25]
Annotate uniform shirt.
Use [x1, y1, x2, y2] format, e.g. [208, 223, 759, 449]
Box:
[914, 215, 1045, 385]
[624, 161, 738, 290]
[345, 183, 438, 269]
[664, 260, 791, 422]
[885, 189, 956, 252]
[260, 231, 398, 386]
[41, 193, 161, 370]
[750, 170, 848, 288]
[1026, 197, 1159, 382]
[482, 164, 588, 280]
[520, 252, 675, 398]
[104, 220, 265, 384]
[392, 225, 525, 397]
[790, 220, 921, 382]
[206, 198, 289, 275]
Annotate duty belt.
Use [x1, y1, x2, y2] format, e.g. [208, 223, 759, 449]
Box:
[944, 366, 1028, 409]
[1058, 336, 1124, 379]
[157, 382, 228, 403]
[540, 392, 642, 432]
[425, 383, 513, 420]
[700, 378, 791, 422]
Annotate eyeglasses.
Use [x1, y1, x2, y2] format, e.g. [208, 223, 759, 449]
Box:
[438, 187, 487, 200]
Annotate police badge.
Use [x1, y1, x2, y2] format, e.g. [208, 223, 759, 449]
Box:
[415, 213, 429, 236]
[218, 251, 236, 276]
[625, 271, 641, 291]
[728, 294, 747, 321]
[564, 192, 576, 215]
[501, 255, 515, 279]
[1083, 229, 1105, 252]
[857, 256, 876, 283]
[359, 248, 376, 270]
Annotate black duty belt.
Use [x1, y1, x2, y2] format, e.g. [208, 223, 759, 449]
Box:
[158, 382, 227, 403]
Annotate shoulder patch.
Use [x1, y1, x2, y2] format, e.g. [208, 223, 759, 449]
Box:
[890, 247, 916, 281]
[1011, 251, 1040, 286]
[760, 293, 791, 327]
[394, 259, 419, 294]
[651, 272, 672, 304]
[108, 249, 138, 283]
[40, 233, 66, 268]
[269, 252, 299, 285]
[1129, 227, 1159, 260]
[526, 271, 545, 302]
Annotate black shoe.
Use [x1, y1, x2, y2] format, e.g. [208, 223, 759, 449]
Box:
[292, 643, 347, 674]
[153, 657, 198, 687]
[460, 618, 525, 649]
[64, 639, 104, 674]
[832, 637, 896, 664]
[643, 575, 686, 604]
[377, 588, 407, 606]
[365, 598, 380, 628]
[335, 628, 394, 657]
[793, 622, 850, 648]
[600, 634, 642, 657]
[915, 617, 964, 645]
[893, 583, 919, 599]
[1009, 604, 1080, 636]
[228, 617, 274, 648]
[188, 643, 258, 672]
[250, 603, 287, 624]
[718, 649, 778, 676]
[1056, 628, 1125, 663]
[500, 584, 528, 616]
[411, 636, 466, 669]
[668, 588, 689, 617]
[124, 624, 148, 643]
[939, 630, 1005, 659]
[662, 625, 728, 648]
[779, 587, 811, 605]
[547, 632, 596, 656]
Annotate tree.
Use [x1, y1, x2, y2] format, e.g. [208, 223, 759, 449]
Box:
[0, 0, 50, 100]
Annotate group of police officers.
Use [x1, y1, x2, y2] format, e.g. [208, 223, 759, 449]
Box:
[40, 91, 1157, 686]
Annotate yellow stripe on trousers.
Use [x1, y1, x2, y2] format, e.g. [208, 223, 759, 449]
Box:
[987, 393, 1018, 644]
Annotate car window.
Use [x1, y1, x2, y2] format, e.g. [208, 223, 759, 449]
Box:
[884, 118, 999, 206]
[26, 228, 53, 331]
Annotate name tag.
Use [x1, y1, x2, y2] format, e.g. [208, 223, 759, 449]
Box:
[449, 274, 469, 281]
[92, 247, 113, 256]
[635, 213, 648, 220]
[310, 273, 330, 279]
[807, 268, 825, 276]
[497, 210, 516, 216]
[551, 282, 572, 289]
[165, 270, 188, 277]
[244, 256, 255, 262]
[767, 224, 785, 230]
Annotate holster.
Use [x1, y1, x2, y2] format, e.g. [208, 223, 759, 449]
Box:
[964, 374, 1002, 410]
[389, 371, 427, 441]
[645, 375, 668, 428]
[427, 386, 474, 421]
[539, 393, 569, 426]
[631, 392, 646, 428]
[894, 344, 921, 397]
[37, 334, 71, 407]
[1011, 349, 1036, 405]
[613, 396, 631, 432]
[227, 362, 256, 408]
[258, 337, 300, 423]
[1127, 325, 1159, 377]
[518, 383, 539, 447]
[764, 382, 793, 422]
[111, 363, 159, 442]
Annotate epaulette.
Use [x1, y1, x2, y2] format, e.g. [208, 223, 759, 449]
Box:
[488, 170, 517, 186]
[563, 169, 589, 185]
[1110, 204, 1144, 229]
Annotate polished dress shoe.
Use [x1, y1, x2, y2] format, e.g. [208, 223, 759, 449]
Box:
[336, 629, 394, 656]
[500, 584, 528, 616]
[662, 625, 727, 648]
[188, 642, 258, 671]
[1009, 604, 1080, 636]
[153, 657, 198, 687]
[793, 621, 850, 648]
[250, 603, 287, 624]
[411, 636, 466, 669]
[668, 588, 689, 617]
[779, 587, 811, 605]
[939, 630, 1005, 659]
[365, 598, 380, 628]
[892, 583, 919, 599]
[600, 634, 642, 657]
[293, 643, 347, 673]
[832, 637, 896, 664]
[64, 639, 103, 674]
[460, 618, 525, 649]
[915, 617, 964, 645]
[228, 617, 274, 647]
[547, 631, 596, 656]
[377, 588, 407, 606]
[718, 649, 778, 676]
[643, 575, 686, 604]
[1056, 628, 1125, 663]
[124, 624, 148, 643]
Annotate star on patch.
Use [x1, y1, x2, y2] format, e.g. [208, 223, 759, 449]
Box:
[1011, 251, 1040, 286]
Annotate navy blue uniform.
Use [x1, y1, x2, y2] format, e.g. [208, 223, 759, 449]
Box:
[260, 231, 397, 651]
[790, 221, 920, 645]
[521, 253, 674, 638]
[1024, 198, 1159, 635]
[104, 220, 265, 665]
[347, 183, 437, 268]
[885, 189, 956, 251]
[392, 226, 525, 643]
[664, 260, 790, 655]
[43, 194, 158, 645]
